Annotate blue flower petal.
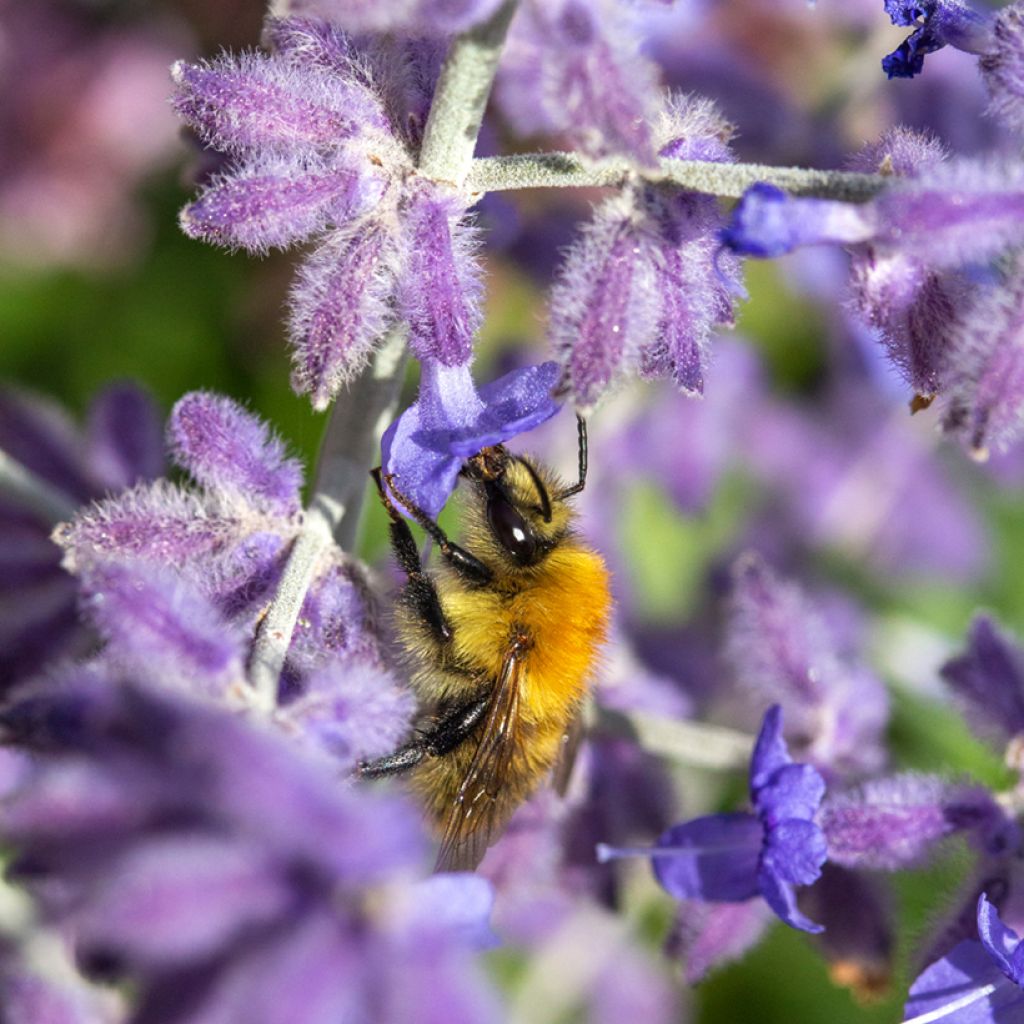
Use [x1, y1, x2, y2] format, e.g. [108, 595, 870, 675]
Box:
[762, 819, 827, 888]
[905, 938, 1019, 1024]
[757, 862, 824, 934]
[749, 704, 789, 796]
[978, 895, 1024, 985]
[652, 814, 763, 903]
[756, 764, 827, 826]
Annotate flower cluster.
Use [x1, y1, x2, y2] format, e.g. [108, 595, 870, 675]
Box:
[5, 0, 1024, 1022]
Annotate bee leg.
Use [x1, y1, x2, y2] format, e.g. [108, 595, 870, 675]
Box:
[371, 468, 453, 643]
[424, 695, 489, 756]
[357, 696, 489, 778]
[358, 743, 425, 778]
[380, 471, 493, 585]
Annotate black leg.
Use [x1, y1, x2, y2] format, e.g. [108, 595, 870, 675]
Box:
[372, 468, 453, 643]
[357, 695, 490, 778]
[383, 471, 493, 585]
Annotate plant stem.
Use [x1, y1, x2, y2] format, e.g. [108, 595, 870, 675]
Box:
[595, 705, 754, 771]
[465, 152, 886, 202]
[0, 450, 78, 524]
[248, 329, 407, 709]
[417, 0, 519, 184]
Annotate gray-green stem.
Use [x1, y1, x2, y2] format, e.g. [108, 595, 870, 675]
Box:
[0, 450, 78, 524]
[248, 330, 407, 709]
[595, 705, 754, 771]
[466, 152, 887, 202]
[417, 0, 519, 184]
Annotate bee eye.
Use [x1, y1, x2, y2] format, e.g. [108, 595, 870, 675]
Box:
[487, 493, 537, 563]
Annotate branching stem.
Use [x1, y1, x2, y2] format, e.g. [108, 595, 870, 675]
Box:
[417, 0, 519, 184]
[466, 152, 886, 202]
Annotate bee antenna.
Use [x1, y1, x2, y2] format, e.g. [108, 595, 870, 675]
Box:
[555, 414, 587, 500]
[514, 456, 552, 522]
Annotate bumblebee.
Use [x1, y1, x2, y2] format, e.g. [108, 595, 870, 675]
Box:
[361, 418, 611, 872]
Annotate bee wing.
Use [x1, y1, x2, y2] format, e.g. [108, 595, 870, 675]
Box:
[434, 639, 526, 873]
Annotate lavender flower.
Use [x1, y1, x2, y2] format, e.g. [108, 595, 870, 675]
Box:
[381, 360, 561, 518]
[0, 385, 164, 688]
[725, 555, 889, 777]
[981, 3, 1024, 133]
[667, 900, 775, 984]
[599, 706, 828, 934]
[723, 132, 1024, 399]
[288, 0, 503, 36]
[173, 17, 488, 410]
[497, 0, 661, 161]
[940, 260, 1024, 458]
[0, 677, 501, 1023]
[819, 774, 1005, 871]
[549, 95, 740, 408]
[904, 895, 1024, 1023]
[56, 391, 407, 740]
[941, 615, 1024, 752]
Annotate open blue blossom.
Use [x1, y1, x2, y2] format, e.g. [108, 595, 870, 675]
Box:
[598, 706, 828, 933]
[381, 360, 561, 518]
[882, 0, 994, 79]
[904, 895, 1024, 1023]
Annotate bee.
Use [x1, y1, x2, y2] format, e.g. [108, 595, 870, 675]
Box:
[361, 417, 611, 872]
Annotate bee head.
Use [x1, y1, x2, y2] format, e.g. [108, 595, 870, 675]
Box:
[461, 418, 587, 570]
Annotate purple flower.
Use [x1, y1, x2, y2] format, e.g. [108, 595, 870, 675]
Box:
[941, 615, 1024, 750]
[549, 94, 740, 408]
[289, 0, 504, 36]
[172, 17, 489, 409]
[940, 260, 1024, 458]
[720, 183, 874, 259]
[0, 384, 164, 688]
[819, 774, 1006, 871]
[667, 899, 775, 984]
[397, 182, 484, 368]
[980, 3, 1024, 134]
[0, 678, 502, 1023]
[904, 895, 1024, 1023]
[497, 0, 661, 161]
[722, 135, 1024, 400]
[56, 392, 399, 721]
[599, 706, 828, 934]
[725, 555, 889, 777]
[882, 0, 994, 79]
[381, 360, 561, 518]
